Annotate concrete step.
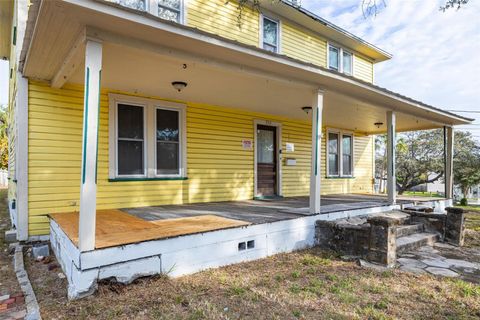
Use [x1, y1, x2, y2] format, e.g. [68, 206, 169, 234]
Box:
[396, 224, 424, 238]
[397, 232, 440, 254]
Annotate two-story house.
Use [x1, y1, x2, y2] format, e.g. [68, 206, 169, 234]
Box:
[1, 0, 471, 298]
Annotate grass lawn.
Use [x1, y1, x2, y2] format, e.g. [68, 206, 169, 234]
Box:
[403, 191, 443, 198]
[4, 191, 476, 319]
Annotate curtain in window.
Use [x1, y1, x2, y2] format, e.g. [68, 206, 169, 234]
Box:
[263, 18, 278, 52]
[117, 104, 144, 175]
[113, 0, 146, 11]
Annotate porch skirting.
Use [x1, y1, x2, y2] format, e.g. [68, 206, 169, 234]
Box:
[49, 201, 425, 299]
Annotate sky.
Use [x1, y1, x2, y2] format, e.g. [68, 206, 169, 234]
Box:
[301, 0, 480, 140]
[1, 0, 479, 139]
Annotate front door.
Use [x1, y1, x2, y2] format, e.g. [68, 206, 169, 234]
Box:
[256, 125, 277, 197]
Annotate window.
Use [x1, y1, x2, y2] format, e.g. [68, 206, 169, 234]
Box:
[262, 16, 279, 53]
[117, 104, 145, 176]
[113, 0, 146, 11]
[158, 0, 182, 23]
[328, 44, 354, 75]
[156, 108, 180, 175]
[343, 51, 353, 75]
[328, 45, 340, 71]
[327, 129, 354, 177]
[110, 95, 186, 179]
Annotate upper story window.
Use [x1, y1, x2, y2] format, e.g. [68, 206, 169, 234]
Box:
[110, 94, 187, 179]
[111, 0, 183, 23]
[327, 129, 354, 177]
[328, 44, 353, 75]
[158, 0, 183, 23]
[262, 16, 279, 53]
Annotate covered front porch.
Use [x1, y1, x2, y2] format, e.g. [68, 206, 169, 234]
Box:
[21, 0, 469, 298]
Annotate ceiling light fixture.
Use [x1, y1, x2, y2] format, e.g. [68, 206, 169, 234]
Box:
[171, 81, 188, 92]
[302, 106, 312, 114]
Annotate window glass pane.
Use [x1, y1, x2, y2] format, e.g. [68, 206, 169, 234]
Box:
[263, 43, 277, 53]
[342, 135, 353, 175]
[118, 104, 144, 139]
[329, 46, 339, 70]
[263, 18, 278, 48]
[158, 6, 180, 22]
[343, 51, 353, 75]
[157, 142, 179, 175]
[328, 133, 339, 175]
[156, 109, 180, 175]
[112, 0, 146, 11]
[118, 141, 144, 175]
[156, 109, 179, 141]
[257, 129, 275, 164]
[159, 0, 181, 9]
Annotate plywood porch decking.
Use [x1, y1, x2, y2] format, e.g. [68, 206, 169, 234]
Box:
[49, 210, 250, 249]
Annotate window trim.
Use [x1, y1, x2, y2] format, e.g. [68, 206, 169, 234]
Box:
[326, 128, 355, 178]
[327, 42, 355, 75]
[109, 93, 187, 180]
[260, 14, 281, 54]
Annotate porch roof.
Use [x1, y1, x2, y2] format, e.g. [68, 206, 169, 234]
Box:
[20, 0, 472, 133]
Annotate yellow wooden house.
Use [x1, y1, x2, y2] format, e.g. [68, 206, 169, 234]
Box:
[1, 0, 471, 298]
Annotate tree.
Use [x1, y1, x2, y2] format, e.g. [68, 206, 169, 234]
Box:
[0, 105, 8, 170]
[453, 131, 480, 198]
[394, 129, 445, 194]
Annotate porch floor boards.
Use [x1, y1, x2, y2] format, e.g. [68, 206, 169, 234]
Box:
[49, 210, 250, 249]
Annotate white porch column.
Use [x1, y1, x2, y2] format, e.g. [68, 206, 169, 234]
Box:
[310, 89, 324, 214]
[444, 126, 454, 199]
[79, 40, 102, 252]
[386, 111, 396, 204]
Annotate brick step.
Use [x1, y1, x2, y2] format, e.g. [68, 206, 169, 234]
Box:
[396, 232, 440, 254]
[396, 224, 424, 238]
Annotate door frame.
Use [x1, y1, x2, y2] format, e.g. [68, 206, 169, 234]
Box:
[254, 119, 282, 198]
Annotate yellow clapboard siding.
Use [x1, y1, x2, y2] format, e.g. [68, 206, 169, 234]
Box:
[27, 81, 374, 236]
[282, 21, 327, 67]
[187, 0, 259, 47]
[354, 55, 374, 83]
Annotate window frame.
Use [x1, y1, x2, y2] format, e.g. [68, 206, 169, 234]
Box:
[326, 128, 355, 178]
[115, 102, 148, 178]
[109, 94, 187, 180]
[153, 105, 186, 178]
[260, 14, 281, 54]
[327, 42, 355, 75]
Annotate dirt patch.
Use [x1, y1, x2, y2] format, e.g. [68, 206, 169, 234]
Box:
[0, 189, 22, 297]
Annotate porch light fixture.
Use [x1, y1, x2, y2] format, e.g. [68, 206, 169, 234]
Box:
[171, 81, 188, 92]
[302, 106, 312, 114]
[374, 122, 384, 128]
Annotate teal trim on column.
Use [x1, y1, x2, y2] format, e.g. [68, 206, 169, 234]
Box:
[95, 70, 102, 185]
[314, 110, 319, 176]
[81, 67, 90, 185]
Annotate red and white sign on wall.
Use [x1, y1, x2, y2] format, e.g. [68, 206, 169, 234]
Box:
[242, 139, 253, 150]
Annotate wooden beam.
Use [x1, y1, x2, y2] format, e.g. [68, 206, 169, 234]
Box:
[50, 29, 86, 88]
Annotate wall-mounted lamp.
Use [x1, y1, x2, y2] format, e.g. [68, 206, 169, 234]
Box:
[374, 122, 384, 128]
[171, 81, 188, 92]
[302, 106, 312, 114]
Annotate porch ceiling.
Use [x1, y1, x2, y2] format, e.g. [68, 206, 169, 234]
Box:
[21, 0, 471, 134]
